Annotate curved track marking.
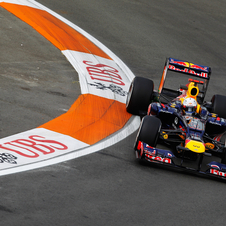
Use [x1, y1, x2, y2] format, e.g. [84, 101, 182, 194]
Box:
[0, 0, 140, 176]
[0, 2, 112, 59]
[39, 94, 132, 145]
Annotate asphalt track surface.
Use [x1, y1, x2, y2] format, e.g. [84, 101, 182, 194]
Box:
[1, 0, 226, 225]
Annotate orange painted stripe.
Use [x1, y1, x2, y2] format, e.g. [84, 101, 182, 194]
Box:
[0, 3, 111, 60]
[39, 94, 131, 145]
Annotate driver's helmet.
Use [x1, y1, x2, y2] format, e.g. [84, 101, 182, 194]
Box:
[182, 97, 197, 116]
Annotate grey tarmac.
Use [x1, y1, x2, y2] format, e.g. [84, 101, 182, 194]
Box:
[0, 0, 226, 225]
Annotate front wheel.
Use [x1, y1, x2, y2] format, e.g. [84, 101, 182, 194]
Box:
[126, 77, 154, 115]
[211, 94, 226, 119]
[134, 115, 161, 151]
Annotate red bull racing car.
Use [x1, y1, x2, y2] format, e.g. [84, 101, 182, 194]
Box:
[126, 58, 226, 180]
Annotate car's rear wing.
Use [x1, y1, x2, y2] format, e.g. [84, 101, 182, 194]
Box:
[158, 58, 211, 103]
[169, 57, 211, 78]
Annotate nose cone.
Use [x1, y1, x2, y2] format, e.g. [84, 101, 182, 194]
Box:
[185, 139, 205, 153]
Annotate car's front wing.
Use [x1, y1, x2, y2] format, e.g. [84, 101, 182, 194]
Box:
[136, 141, 226, 180]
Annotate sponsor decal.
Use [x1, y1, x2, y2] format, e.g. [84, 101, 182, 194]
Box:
[161, 132, 168, 140]
[170, 58, 190, 67]
[205, 143, 215, 150]
[210, 169, 226, 178]
[169, 65, 208, 78]
[145, 153, 172, 164]
[190, 63, 209, 72]
[0, 153, 17, 164]
[83, 61, 125, 86]
[88, 82, 127, 96]
[63, 50, 131, 103]
[169, 58, 209, 72]
[0, 128, 89, 170]
[146, 148, 156, 154]
[0, 135, 68, 158]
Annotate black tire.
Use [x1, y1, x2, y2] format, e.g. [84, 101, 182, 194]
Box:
[211, 94, 226, 119]
[220, 132, 226, 164]
[221, 149, 226, 164]
[126, 76, 154, 115]
[134, 115, 161, 150]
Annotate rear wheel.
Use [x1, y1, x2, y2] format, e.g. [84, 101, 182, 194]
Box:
[211, 94, 226, 119]
[134, 116, 161, 152]
[220, 132, 226, 164]
[221, 151, 226, 164]
[126, 77, 154, 115]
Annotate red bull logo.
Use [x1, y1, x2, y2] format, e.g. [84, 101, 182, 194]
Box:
[190, 63, 208, 72]
[169, 58, 209, 73]
[170, 58, 189, 67]
[169, 65, 208, 78]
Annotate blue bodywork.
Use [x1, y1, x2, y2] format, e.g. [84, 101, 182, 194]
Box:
[136, 101, 226, 179]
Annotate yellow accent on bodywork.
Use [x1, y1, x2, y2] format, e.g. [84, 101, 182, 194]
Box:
[187, 82, 199, 97]
[162, 132, 168, 139]
[205, 143, 215, 150]
[185, 140, 205, 153]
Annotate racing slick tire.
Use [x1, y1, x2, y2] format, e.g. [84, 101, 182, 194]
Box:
[220, 132, 226, 164]
[126, 76, 154, 115]
[221, 150, 226, 164]
[211, 94, 226, 119]
[134, 115, 161, 152]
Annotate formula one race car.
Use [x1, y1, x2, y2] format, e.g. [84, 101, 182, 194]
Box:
[126, 57, 226, 179]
